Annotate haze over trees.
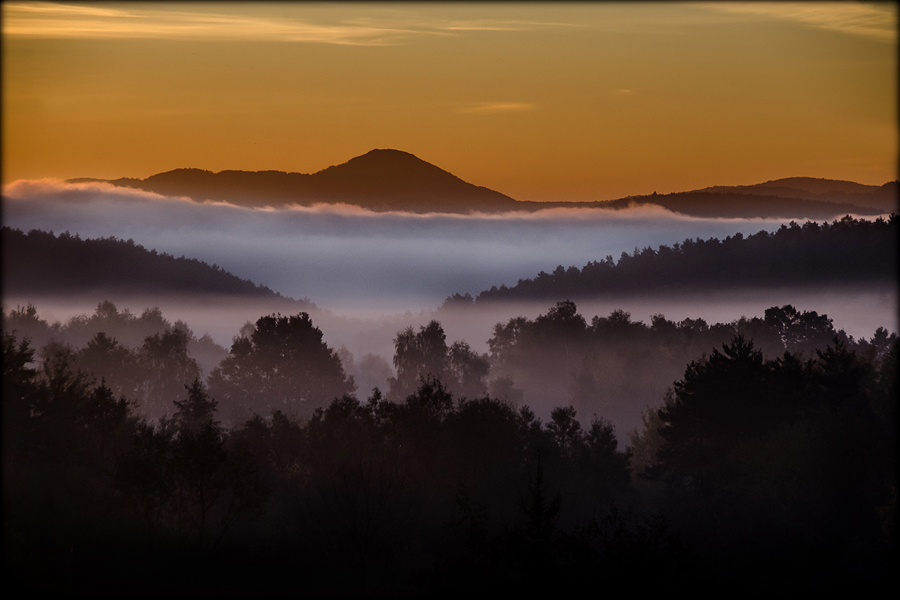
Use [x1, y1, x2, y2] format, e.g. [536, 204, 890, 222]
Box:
[463, 215, 897, 303]
[3, 299, 896, 593]
[2, 302, 225, 419]
[2, 210, 897, 592]
[388, 320, 490, 402]
[208, 313, 356, 426]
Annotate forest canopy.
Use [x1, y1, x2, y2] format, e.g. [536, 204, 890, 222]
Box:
[453, 215, 897, 304]
[2, 301, 896, 594]
[1, 226, 308, 303]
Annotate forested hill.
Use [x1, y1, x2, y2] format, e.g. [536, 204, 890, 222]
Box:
[453, 215, 898, 304]
[1, 227, 306, 303]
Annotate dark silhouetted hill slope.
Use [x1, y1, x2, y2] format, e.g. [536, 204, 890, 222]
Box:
[456, 215, 898, 304]
[692, 177, 898, 213]
[1, 227, 309, 305]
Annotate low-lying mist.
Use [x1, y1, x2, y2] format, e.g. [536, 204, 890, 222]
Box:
[8, 178, 889, 312]
[6, 285, 895, 366]
[6, 288, 896, 445]
[4, 179, 897, 437]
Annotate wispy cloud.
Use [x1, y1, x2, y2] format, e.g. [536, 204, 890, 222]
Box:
[1, 2, 435, 45]
[454, 102, 536, 115]
[703, 2, 897, 42]
[5, 2, 128, 18]
[1, 2, 577, 44]
[423, 18, 579, 32]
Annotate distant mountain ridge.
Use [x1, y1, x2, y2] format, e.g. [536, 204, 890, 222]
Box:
[72, 149, 521, 213]
[690, 177, 898, 213]
[70, 149, 898, 218]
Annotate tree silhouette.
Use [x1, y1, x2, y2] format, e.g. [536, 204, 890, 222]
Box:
[73, 332, 142, 402]
[388, 320, 489, 401]
[390, 321, 450, 400]
[115, 380, 266, 547]
[652, 335, 774, 489]
[517, 454, 561, 585]
[209, 313, 355, 424]
[138, 328, 201, 419]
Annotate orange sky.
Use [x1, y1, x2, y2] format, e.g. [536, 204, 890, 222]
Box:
[3, 2, 897, 201]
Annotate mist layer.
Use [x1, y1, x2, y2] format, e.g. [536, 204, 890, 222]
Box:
[6, 179, 877, 312]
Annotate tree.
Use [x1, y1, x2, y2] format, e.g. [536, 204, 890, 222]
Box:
[448, 341, 490, 399]
[2, 332, 36, 436]
[209, 313, 355, 423]
[138, 328, 201, 419]
[73, 332, 142, 401]
[764, 304, 836, 356]
[116, 380, 267, 547]
[651, 335, 774, 489]
[388, 321, 489, 401]
[389, 321, 450, 400]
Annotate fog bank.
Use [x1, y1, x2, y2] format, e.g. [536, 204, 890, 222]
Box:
[4, 179, 895, 381]
[5, 179, 871, 312]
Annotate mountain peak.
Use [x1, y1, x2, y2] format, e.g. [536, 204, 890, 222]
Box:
[314, 148, 459, 181]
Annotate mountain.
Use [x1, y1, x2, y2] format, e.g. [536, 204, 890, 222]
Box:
[1, 227, 310, 306]
[305, 149, 521, 212]
[70, 150, 897, 218]
[690, 178, 898, 213]
[72, 149, 520, 213]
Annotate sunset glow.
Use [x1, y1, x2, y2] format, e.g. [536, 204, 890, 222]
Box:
[3, 2, 897, 200]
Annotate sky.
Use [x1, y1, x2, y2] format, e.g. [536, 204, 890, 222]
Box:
[2, 2, 897, 201]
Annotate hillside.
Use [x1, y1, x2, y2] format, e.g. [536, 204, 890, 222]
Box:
[692, 178, 898, 213]
[1, 227, 308, 304]
[447, 215, 898, 304]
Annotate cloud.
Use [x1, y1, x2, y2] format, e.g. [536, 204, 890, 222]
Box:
[702, 2, 897, 42]
[454, 102, 536, 115]
[5, 2, 127, 18]
[1, 2, 438, 45]
[420, 18, 580, 32]
[1, 3, 579, 45]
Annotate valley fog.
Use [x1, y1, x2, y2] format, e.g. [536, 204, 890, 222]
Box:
[4, 180, 896, 436]
[5, 283, 896, 439]
[5, 179, 880, 307]
[6, 286, 897, 359]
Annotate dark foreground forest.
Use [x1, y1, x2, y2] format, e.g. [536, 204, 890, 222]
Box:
[3, 301, 897, 594]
